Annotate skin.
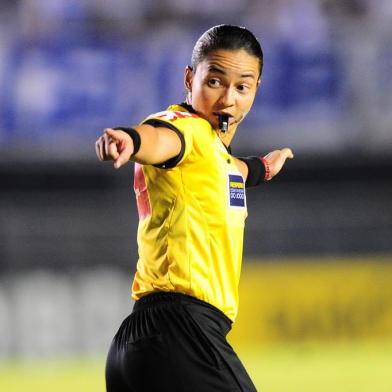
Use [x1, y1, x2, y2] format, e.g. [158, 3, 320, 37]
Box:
[95, 48, 294, 179]
[185, 49, 260, 145]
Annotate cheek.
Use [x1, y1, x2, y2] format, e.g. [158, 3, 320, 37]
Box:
[193, 85, 215, 107]
[200, 88, 215, 104]
[240, 93, 257, 111]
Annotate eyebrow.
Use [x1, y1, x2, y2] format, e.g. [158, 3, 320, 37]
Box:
[208, 65, 256, 79]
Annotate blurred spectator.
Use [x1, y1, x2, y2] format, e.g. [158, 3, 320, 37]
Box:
[0, 0, 391, 157]
[17, 0, 88, 45]
[322, 0, 392, 152]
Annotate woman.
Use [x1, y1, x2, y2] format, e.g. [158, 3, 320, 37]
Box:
[96, 24, 293, 392]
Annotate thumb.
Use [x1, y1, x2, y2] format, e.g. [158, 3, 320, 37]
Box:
[114, 143, 134, 169]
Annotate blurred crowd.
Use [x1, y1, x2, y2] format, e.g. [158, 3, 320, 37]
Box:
[0, 0, 391, 158]
[3, 0, 391, 44]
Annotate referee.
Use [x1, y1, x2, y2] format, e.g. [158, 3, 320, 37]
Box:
[95, 25, 293, 392]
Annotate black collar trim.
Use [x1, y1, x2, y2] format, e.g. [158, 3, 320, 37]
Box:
[178, 102, 232, 154]
[179, 102, 197, 114]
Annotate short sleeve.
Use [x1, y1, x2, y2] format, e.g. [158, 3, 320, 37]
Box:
[141, 110, 198, 167]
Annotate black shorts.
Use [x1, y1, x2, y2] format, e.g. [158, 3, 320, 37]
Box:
[105, 292, 257, 392]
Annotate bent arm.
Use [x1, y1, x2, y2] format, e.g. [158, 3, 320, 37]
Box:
[235, 148, 294, 186]
[234, 157, 249, 180]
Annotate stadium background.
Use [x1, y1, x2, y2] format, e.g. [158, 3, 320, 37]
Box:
[1, 0, 391, 391]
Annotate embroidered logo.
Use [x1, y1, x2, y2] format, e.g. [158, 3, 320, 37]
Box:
[228, 174, 246, 208]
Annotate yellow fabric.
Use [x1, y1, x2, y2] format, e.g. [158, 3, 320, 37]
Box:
[131, 104, 247, 321]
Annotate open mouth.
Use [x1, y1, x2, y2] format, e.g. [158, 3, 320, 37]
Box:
[213, 112, 233, 119]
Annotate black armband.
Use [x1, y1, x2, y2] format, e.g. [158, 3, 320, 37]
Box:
[238, 156, 270, 187]
[113, 127, 141, 157]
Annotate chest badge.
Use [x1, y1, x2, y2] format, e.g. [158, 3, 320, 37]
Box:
[228, 174, 246, 208]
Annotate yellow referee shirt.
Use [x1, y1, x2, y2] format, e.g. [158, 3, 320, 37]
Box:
[131, 104, 247, 321]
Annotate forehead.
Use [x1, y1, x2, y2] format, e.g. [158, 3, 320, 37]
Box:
[198, 49, 260, 78]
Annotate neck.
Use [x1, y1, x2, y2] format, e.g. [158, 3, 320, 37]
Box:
[216, 125, 237, 147]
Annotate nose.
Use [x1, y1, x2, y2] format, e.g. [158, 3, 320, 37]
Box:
[220, 86, 235, 107]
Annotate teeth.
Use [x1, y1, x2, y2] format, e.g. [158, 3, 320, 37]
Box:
[218, 114, 229, 133]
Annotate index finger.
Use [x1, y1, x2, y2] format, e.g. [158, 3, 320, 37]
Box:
[105, 128, 124, 141]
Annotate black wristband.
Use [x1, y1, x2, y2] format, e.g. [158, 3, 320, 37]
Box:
[238, 156, 267, 187]
[113, 127, 141, 157]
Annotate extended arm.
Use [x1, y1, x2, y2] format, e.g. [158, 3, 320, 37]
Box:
[235, 148, 294, 185]
[95, 125, 182, 169]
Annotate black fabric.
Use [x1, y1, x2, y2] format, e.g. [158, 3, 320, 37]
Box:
[106, 292, 257, 392]
[113, 127, 141, 157]
[143, 119, 186, 169]
[238, 156, 266, 188]
[179, 102, 197, 114]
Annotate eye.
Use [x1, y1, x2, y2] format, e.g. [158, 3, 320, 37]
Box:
[237, 84, 250, 93]
[208, 78, 221, 88]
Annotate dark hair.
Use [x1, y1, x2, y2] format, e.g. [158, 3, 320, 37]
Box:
[191, 24, 263, 76]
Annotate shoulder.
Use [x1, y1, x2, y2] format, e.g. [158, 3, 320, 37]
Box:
[142, 104, 202, 131]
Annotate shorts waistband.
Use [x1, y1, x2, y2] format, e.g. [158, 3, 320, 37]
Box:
[133, 292, 232, 325]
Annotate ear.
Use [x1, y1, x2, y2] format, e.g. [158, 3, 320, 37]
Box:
[184, 65, 193, 91]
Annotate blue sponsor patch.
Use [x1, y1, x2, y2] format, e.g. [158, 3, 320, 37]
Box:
[228, 174, 246, 208]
